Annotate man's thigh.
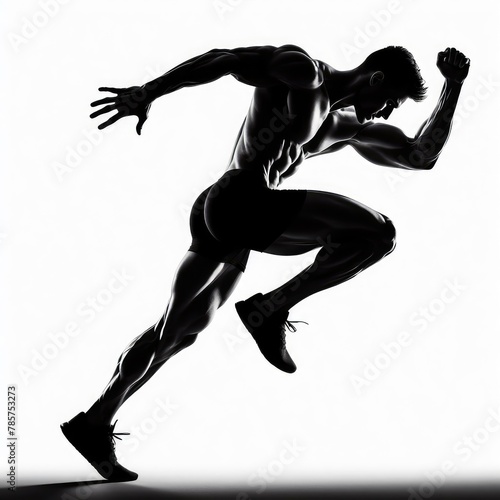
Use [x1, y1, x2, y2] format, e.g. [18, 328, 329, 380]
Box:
[263, 190, 388, 255]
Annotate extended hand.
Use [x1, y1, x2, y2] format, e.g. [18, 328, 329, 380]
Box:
[437, 47, 470, 84]
[90, 85, 151, 135]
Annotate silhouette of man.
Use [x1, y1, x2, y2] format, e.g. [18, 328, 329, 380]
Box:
[60, 45, 469, 480]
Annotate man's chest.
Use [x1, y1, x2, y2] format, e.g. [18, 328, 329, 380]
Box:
[284, 84, 331, 144]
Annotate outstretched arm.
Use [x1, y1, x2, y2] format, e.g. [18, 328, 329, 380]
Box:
[90, 45, 322, 134]
[143, 45, 322, 98]
[311, 47, 470, 170]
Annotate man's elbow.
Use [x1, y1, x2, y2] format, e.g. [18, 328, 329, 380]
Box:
[400, 145, 438, 170]
[414, 153, 438, 170]
[400, 157, 436, 170]
[421, 158, 437, 170]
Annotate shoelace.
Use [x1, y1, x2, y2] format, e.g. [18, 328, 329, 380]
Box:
[283, 319, 308, 333]
[280, 319, 309, 349]
[106, 420, 130, 452]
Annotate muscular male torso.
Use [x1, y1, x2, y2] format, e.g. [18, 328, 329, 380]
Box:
[226, 47, 360, 188]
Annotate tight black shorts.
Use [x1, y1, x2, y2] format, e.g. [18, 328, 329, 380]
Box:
[188, 169, 307, 272]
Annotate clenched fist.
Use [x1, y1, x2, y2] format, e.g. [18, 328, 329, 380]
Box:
[437, 47, 470, 84]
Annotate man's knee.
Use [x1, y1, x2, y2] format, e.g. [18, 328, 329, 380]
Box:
[379, 216, 396, 255]
[367, 215, 396, 257]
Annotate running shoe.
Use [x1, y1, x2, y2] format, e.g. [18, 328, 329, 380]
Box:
[60, 412, 138, 481]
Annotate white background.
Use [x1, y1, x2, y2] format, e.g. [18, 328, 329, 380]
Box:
[1, 0, 500, 490]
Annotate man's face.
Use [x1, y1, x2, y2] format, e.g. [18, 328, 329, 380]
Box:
[353, 83, 406, 123]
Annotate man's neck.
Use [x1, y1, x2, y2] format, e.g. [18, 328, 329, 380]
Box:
[320, 63, 362, 111]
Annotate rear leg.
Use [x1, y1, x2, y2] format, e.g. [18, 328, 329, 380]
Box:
[85, 251, 243, 425]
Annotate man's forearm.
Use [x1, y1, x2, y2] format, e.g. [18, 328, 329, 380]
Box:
[142, 49, 235, 102]
[407, 79, 463, 169]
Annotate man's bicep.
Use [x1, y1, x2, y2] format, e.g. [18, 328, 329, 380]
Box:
[309, 111, 419, 169]
[352, 123, 412, 148]
[349, 123, 416, 169]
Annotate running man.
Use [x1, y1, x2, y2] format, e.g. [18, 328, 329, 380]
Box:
[60, 45, 469, 481]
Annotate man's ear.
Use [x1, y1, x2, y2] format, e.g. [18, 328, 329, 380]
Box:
[369, 71, 384, 86]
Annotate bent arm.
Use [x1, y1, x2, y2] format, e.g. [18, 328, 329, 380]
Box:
[143, 45, 322, 102]
[348, 79, 464, 170]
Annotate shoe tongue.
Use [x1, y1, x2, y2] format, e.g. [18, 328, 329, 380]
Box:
[273, 310, 289, 323]
[85, 420, 113, 432]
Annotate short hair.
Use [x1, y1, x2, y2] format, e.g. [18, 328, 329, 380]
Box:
[362, 46, 427, 102]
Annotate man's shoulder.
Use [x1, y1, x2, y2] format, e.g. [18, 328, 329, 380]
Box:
[231, 44, 308, 57]
[274, 44, 309, 55]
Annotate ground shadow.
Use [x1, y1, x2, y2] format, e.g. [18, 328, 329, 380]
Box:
[3, 481, 500, 500]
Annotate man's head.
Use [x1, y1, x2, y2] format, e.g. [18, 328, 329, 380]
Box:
[352, 46, 427, 123]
